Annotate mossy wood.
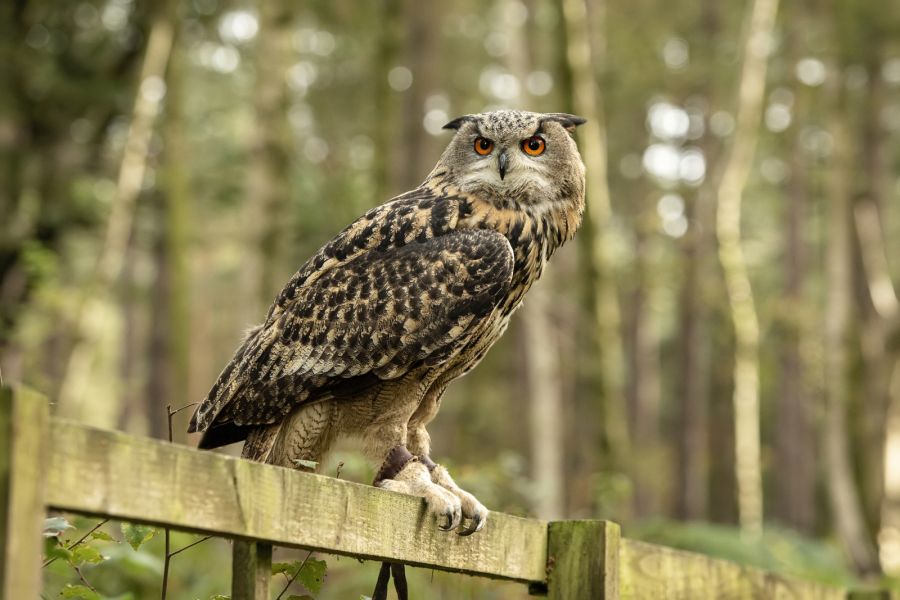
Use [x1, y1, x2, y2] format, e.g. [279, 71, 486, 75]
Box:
[232, 541, 272, 600]
[44, 416, 548, 583]
[0, 388, 885, 598]
[546, 520, 620, 599]
[0, 386, 48, 599]
[619, 538, 846, 599]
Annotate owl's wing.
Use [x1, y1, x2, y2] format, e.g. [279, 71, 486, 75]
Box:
[189, 227, 513, 449]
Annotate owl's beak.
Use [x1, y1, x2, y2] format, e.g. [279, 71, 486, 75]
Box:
[498, 151, 509, 180]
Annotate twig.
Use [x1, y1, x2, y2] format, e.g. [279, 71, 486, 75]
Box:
[161, 403, 205, 600]
[166, 402, 199, 444]
[168, 536, 212, 559]
[275, 551, 312, 600]
[43, 519, 110, 568]
[74, 565, 98, 592]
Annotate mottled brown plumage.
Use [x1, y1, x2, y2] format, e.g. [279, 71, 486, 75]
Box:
[189, 110, 586, 535]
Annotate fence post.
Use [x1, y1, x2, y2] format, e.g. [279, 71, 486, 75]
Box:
[0, 386, 49, 599]
[232, 540, 272, 599]
[546, 520, 620, 599]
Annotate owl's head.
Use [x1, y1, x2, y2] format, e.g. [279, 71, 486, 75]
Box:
[434, 110, 586, 210]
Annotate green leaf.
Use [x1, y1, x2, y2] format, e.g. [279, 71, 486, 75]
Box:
[271, 561, 298, 576]
[121, 522, 157, 550]
[286, 595, 313, 600]
[60, 584, 101, 600]
[297, 558, 327, 594]
[293, 459, 318, 470]
[70, 545, 105, 565]
[89, 529, 116, 542]
[43, 516, 74, 537]
[43, 536, 72, 562]
[208, 596, 231, 600]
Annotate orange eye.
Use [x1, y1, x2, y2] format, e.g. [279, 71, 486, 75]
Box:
[521, 136, 546, 156]
[474, 137, 494, 155]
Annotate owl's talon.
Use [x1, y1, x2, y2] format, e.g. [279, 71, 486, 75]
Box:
[458, 512, 484, 536]
[424, 462, 489, 536]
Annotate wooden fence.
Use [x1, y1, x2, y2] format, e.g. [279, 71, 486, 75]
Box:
[0, 386, 892, 599]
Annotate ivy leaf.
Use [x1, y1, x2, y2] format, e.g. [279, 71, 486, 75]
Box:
[293, 459, 318, 470]
[90, 530, 116, 542]
[297, 558, 327, 594]
[121, 522, 157, 550]
[60, 584, 101, 600]
[70, 545, 105, 565]
[43, 516, 74, 537]
[43, 536, 72, 562]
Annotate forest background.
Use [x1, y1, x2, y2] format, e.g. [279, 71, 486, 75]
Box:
[3, 0, 900, 597]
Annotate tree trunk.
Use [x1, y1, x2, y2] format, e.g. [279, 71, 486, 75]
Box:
[772, 118, 816, 533]
[57, 6, 175, 425]
[626, 194, 662, 518]
[372, 0, 403, 202]
[673, 0, 720, 522]
[148, 4, 190, 441]
[855, 54, 892, 537]
[854, 189, 900, 575]
[246, 2, 295, 312]
[824, 77, 880, 575]
[506, 0, 565, 520]
[397, 0, 441, 191]
[674, 186, 713, 521]
[560, 0, 630, 496]
[772, 17, 816, 531]
[713, 0, 778, 537]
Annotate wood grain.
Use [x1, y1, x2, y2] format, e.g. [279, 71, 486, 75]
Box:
[619, 538, 845, 599]
[0, 386, 49, 599]
[546, 520, 620, 599]
[232, 541, 272, 600]
[45, 418, 548, 583]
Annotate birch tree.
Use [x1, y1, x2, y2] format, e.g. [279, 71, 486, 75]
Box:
[58, 8, 176, 426]
[714, 0, 779, 536]
[560, 0, 630, 483]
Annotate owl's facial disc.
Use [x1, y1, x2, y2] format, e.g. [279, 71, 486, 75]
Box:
[437, 110, 586, 208]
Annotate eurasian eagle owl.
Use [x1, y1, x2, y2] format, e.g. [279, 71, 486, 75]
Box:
[189, 110, 586, 536]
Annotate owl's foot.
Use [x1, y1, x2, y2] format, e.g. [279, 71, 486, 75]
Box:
[420, 456, 488, 536]
[376, 456, 464, 531]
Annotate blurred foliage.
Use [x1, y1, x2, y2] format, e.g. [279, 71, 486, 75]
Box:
[2, 0, 900, 595]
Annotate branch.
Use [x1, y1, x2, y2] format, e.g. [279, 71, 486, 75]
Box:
[275, 551, 312, 600]
[853, 198, 900, 323]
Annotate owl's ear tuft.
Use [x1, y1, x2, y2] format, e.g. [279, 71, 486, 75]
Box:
[542, 113, 587, 133]
[443, 115, 475, 131]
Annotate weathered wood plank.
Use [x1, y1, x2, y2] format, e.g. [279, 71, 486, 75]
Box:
[0, 386, 49, 599]
[45, 418, 548, 583]
[619, 538, 845, 599]
[846, 591, 900, 599]
[546, 520, 620, 599]
[232, 541, 272, 600]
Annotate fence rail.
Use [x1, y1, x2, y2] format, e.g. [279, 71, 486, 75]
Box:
[0, 386, 890, 598]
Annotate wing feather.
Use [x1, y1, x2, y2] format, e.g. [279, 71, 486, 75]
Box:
[189, 189, 512, 449]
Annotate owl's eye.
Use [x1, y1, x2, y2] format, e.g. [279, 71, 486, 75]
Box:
[521, 136, 546, 156]
[474, 137, 494, 156]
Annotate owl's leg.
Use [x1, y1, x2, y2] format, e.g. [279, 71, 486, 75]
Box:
[408, 425, 489, 536]
[265, 401, 336, 471]
[367, 426, 465, 531]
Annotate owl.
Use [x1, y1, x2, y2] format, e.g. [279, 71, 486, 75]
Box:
[189, 110, 586, 536]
